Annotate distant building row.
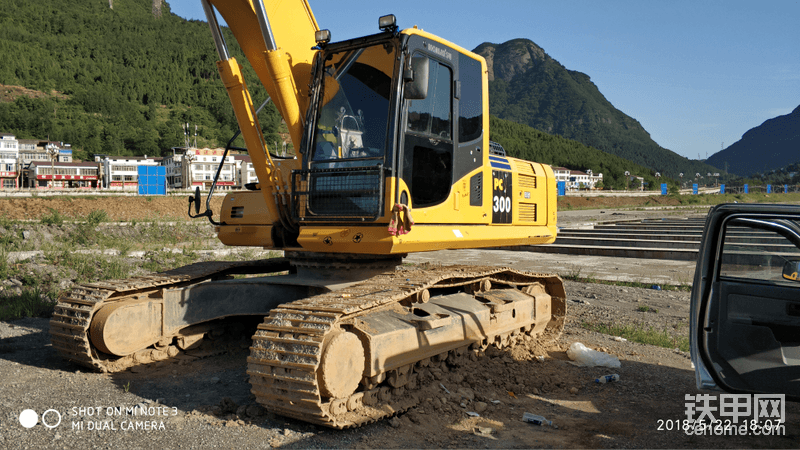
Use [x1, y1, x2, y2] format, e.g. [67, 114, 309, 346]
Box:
[4, 133, 603, 192]
[552, 167, 604, 190]
[96, 147, 260, 191]
[1, 133, 261, 190]
[1, 133, 74, 188]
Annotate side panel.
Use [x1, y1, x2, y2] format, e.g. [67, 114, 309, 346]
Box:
[491, 169, 512, 224]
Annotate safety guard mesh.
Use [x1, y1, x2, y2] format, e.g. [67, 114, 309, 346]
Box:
[292, 165, 384, 221]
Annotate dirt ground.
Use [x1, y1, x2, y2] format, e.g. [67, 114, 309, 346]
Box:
[559, 194, 683, 209]
[0, 195, 797, 448]
[0, 193, 680, 223]
[0, 195, 224, 222]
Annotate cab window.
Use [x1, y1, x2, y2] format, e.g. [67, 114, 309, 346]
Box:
[402, 56, 453, 208]
[312, 43, 395, 168]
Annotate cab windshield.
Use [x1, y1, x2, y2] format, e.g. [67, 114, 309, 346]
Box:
[312, 43, 396, 168]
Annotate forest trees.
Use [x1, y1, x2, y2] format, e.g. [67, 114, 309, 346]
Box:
[0, 0, 283, 158]
[489, 116, 673, 191]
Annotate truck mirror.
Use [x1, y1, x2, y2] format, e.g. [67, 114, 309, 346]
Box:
[782, 259, 800, 282]
[404, 56, 429, 100]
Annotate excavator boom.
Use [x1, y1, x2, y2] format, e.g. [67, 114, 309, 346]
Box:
[204, 0, 318, 149]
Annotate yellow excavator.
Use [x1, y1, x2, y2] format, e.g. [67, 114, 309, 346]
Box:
[50, 0, 566, 428]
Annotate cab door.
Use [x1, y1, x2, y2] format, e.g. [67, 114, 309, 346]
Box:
[399, 37, 456, 211]
[691, 203, 800, 399]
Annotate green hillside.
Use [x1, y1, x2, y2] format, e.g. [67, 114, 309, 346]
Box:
[0, 0, 282, 158]
[475, 39, 719, 179]
[706, 106, 800, 176]
[490, 116, 670, 190]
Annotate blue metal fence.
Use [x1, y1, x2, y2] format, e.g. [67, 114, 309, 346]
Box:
[137, 166, 166, 195]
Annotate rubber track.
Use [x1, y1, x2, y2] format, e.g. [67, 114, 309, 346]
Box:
[246, 265, 565, 429]
[49, 259, 290, 372]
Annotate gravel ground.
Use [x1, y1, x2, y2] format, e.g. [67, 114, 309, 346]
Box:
[1, 279, 797, 449]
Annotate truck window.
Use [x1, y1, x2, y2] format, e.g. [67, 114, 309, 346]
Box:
[719, 218, 800, 283]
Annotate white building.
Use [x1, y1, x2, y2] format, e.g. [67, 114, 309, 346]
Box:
[568, 170, 591, 190]
[158, 147, 238, 190]
[185, 148, 237, 190]
[589, 171, 603, 188]
[95, 155, 161, 189]
[0, 133, 20, 189]
[162, 148, 187, 189]
[25, 161, 100, 189]
[234, 155, 259, 187]
[553, 166, 603, 190]
[553, 167, 571, 185]
[17, 140, 72, 166]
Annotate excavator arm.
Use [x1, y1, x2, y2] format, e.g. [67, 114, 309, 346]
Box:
[199, 0, 319, 233]
[204, 0, 318, 149]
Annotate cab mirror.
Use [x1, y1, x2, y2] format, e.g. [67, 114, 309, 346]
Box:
[782, 259, 800, 282]
[404, 56, 429, 100]
[193, 186, 201, 215]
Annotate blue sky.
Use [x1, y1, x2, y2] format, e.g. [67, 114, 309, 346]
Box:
[169, 0, 799, 161]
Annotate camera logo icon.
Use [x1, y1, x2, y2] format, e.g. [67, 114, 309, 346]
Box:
[19, 409, 62, 429]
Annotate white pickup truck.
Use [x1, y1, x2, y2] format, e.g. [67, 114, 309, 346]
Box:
[691, 203, 800, 399]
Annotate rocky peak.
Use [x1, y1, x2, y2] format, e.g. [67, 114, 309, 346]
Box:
[473, 39, 548, 82]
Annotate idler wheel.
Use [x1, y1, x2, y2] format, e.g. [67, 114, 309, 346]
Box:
[318, 331, 364, 399]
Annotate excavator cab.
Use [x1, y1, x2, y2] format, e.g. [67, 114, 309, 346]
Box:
[294, 36, 398, 221]
[295, 20, 481, 222]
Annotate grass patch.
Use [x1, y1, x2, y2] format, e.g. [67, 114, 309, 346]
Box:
[561, 272, 691, 292]
[582, 321, 689, 352]
[637, 305, 658, 313]
[45, 249, 133, 284]
[562, 265, 597, 283]
[0, 249, 7, 279]
[85, 209, 108, 226]
[0, 214, 14, 229]
[40, 208, 66, 226]
[141, 249, 201, 273]
[0, 288, 57, 321]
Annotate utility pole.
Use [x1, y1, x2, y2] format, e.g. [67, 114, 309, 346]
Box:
[184, 152, 195, 190]
[46, 143, 59, 189]
[16, 157, 22, 189]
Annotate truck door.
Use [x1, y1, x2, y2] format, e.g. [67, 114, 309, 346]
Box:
[691, 204, 800, 399]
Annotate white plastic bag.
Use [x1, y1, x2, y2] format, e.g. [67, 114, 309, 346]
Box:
[566, 342, 621, 368]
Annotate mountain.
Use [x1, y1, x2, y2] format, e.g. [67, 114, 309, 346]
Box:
[705, 106, 800, 176]
[0, 1, 707, 185]
[474, 39, 718, 178]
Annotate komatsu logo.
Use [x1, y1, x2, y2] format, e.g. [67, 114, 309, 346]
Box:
[426, 43, 452, 61]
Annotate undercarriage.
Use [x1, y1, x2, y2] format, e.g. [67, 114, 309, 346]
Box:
[50, 254, 566, 428]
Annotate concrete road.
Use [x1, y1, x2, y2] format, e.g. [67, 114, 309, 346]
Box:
[406, 248, 696, 287]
